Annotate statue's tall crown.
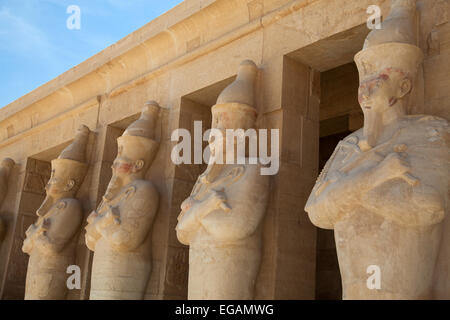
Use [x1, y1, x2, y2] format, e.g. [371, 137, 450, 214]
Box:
[52, 125, 91, 192]
[212, 60, 259, 131]
[123, 101, 160, 140]
[58, 125, 90, 163]
[1, 158, 15, 171]
[118, 102, 161, 161]
[355, 0, 423, 81]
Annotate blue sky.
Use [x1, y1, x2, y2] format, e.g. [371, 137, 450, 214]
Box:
[0, 0, 183, 107]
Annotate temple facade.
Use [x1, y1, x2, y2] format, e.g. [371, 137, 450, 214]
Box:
[0, 0, 448, 300]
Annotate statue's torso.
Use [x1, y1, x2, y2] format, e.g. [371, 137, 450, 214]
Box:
[188, 163, 269, 247]
[89, 179, 159, 300]
[179, 163, 270, 300]
[24, 198, 82, 300]
[311, 115, 449, 299]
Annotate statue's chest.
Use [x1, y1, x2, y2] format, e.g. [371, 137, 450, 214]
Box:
[106, 185, 153, 219]
[38, 202, 68, 229]
[327, 134, 411, 178]
[191, 165, 247, 202]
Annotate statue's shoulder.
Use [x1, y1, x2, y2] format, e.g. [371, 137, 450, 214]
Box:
[402, 115, 449, 144]
[56, 198, 82, 214]
[237, 162, 271, 183]
[330, 129, 363, 154]
[403, 115, 449, 130]
[129, 180, 158, 197]
[121, 180, 158, 217]
[344, 128, 364, 142]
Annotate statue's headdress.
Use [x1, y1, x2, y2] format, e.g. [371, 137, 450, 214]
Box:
[117, 101, 160, 163]
[1, 158, 15, 171]
[355, 0, 423, 82]
[212, 60, 259, 131]
[51, 125, 90, 192]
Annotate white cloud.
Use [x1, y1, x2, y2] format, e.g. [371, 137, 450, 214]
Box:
[0, 7, 75, 69]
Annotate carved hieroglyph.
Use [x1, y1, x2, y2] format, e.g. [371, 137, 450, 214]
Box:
[305, 0, 449, 300]
[0, 158, 15, 242]
[22, 125, 90, 300]
[86, 103, 160, 300]
[176, 60, 270, 300]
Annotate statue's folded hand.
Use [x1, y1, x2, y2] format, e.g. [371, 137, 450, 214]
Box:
[199, 190, 231, 219]
[370, 152, 419, 187]
[105, 206, 121, 225]
[210, 190, 231, 211]
[42, 218, 51, 231]
[22, 237, 33, 254]
[85, 212, 103, 250]
[87, 210, 99, 224]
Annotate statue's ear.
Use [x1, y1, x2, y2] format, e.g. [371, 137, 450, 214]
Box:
[133, 160, 145, 172]
[64, 179, 75, 192]
[397, 78, 412, 98]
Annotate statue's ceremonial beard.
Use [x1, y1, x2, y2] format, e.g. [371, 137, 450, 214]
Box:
[362, 110, 382, 150]
[37, 195, 55, 217]
[104, 175, 123, 201]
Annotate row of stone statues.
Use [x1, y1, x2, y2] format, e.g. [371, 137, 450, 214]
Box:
[10, 58, 268, 300]
[0, 0, 448, 300]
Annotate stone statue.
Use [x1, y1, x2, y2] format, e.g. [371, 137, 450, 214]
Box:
[22, 125, 90, 300]
[0, 158, 15, 242]
[85, 102, 160, 300]
[305, 0, 449, 299]
[176, 60, 270, 300]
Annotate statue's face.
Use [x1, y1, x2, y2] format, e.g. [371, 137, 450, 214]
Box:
[46, 169, 74, 197]
[104, 157, 144, 200]
[111, 157, 135, 179]
[358, 70, 411, 114]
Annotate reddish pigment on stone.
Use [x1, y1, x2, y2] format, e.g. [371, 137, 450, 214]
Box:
[117, 163, 133, 173]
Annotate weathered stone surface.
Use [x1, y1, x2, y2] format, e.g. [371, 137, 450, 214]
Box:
[306, 1, 449, 300]
[176, 61, 270, 300]
[22, 126, 90, 300]
[85, 105, 160, 300]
